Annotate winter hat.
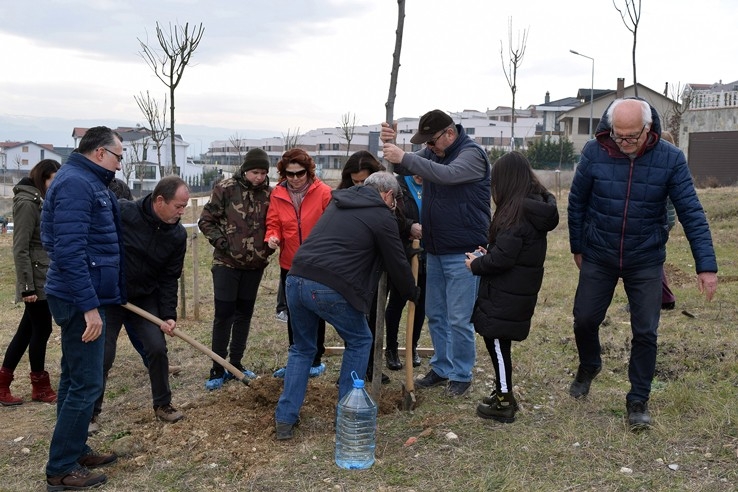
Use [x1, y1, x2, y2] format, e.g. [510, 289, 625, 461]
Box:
[241, 148, 270, 172]
[410, 109, 454, 144]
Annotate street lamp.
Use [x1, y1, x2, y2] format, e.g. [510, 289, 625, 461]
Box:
[570, 49, 594, 138]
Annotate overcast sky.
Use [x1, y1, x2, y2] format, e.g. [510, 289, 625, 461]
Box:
[2, 0, 736, 146]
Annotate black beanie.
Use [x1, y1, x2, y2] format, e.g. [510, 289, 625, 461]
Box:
[241, 148, 270, 172]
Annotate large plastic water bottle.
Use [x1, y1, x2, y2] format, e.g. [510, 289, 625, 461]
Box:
[335, 371, 377, 469]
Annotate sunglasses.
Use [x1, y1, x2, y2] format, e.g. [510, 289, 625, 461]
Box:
[285, 169, 307, 179]
[426, 128, 447, 147]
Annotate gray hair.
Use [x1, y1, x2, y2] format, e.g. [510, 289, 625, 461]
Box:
[606, 98, 652, 127]
[363, 171, 400, 196]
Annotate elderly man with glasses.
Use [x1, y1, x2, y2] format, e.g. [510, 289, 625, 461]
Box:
[381, 110, 491, 398]
[567, 98, 718, 431]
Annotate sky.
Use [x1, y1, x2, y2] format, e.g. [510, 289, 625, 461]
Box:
[1, 0, 736, 148]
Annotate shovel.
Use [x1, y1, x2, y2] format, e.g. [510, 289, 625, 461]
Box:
[402, 239, 420, 411]
[122, 302, 249, 386]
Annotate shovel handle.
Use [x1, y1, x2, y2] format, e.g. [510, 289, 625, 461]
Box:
[405, 239, 420, 394]
[121, 302, 249, 384]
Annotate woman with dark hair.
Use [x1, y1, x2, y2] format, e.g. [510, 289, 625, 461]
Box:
[267, 148, 333, 378]
[337, 150, 385, 189]
[0, 159, 61, 405]
[465, 151, 559, 423]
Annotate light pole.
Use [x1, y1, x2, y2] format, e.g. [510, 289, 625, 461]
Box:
[570, 49, 594, 138]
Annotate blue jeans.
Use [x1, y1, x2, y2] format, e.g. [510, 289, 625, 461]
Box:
[275, 276, 372, 425]
[425, 253, 479, 382]
[572, 260, 662, 402]
[45, 296, 106, 477]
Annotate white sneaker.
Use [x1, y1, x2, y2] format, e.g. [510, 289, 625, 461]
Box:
[275, 311, 288, 323]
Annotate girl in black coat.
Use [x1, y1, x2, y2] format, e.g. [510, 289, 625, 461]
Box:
[465, 152, 559, 423]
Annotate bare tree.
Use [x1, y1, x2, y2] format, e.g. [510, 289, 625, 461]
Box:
[371, 0, 406, 399]
[339, 112, 357, 156]
[613, 0, 641, 97]
[283, 128, 301, 151]
[134, 90, 169, 177]
[228, 132, 245, 167]
[383, 0, 405, 175]
[659, 81, 694, 146]
[138, 22, 204, 175]
[13, 154, 23, 174]
[500, 17, 529, 151]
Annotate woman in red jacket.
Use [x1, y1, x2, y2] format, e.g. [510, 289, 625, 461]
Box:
[266, 149, 332, 377]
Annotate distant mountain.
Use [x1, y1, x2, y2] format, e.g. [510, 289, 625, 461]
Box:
[0, 114, 280, 155]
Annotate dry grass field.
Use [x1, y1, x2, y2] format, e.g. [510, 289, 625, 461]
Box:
[0, 186, 737, 491]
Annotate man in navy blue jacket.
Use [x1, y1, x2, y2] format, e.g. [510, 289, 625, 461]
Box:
[382, 110, 491, 398]
[41, 126, 126, 489]
[567, 98, 718, 431]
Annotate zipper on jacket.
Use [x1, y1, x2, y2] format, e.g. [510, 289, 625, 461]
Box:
[619, 157, 635, 270]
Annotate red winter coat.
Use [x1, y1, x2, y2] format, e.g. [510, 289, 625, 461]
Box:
[265, 179, 332, 270]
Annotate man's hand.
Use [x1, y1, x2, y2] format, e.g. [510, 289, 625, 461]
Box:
[410, 223, 422, 240]
[380, 122, 396, 143]
[697, 271, 718, 301]
[573, 253, 583, 270]
[161, 319, 177, 337]
[267, 236, 280, 250]
[382, 143, 405, 164]
[82, 308, 103, 342]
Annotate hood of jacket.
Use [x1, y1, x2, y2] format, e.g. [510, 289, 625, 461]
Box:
[331, 185, 387, 210]
[523, 192, 559, 234]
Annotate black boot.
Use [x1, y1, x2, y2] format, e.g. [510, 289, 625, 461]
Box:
[476, 392, 517, 423]
[385, 349, 403, 371]
[412, 347, 421, 367]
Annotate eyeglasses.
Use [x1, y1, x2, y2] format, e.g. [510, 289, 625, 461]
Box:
[610, 125, 646, 145]
[285, 169, 307, 179]
[102, 148, 123, 163]
[426, 128, 448, 147]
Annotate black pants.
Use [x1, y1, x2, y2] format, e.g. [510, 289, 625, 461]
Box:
[2, 299, 53, 372]
[483, 337, 513, 394]
[95, 297, 172, 415]
[384, 268, 426, 352]
[211, 265, 264, 371]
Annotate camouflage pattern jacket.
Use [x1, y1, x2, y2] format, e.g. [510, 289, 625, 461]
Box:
[198, 172, 272, 270]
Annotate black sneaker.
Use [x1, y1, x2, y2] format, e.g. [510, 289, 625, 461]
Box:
[445, 380, 471, 397]
[275, 419, 300, 440]
[414, 369, 448, 389]
[482, 390, 519, 410]
[626, 400, 652, 431]
[569, 365, 601, 399]
[477, 392, 517, 423]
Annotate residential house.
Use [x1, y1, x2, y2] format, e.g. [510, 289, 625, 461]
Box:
[0, 141, 63, 179]
[72, 126, 197, 194]
[678, 80, 738, 186]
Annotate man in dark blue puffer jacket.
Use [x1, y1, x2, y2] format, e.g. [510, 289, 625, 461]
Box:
[42, 126, 126, 490]
[567, 98, 718, 431]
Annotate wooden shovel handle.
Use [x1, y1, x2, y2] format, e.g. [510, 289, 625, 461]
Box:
[121, 302, 248, 384]
[405, 239, 420, 393]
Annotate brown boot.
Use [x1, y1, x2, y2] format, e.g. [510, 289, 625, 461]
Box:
[30, 370, 57, 403]
[0, 367, 23, 406]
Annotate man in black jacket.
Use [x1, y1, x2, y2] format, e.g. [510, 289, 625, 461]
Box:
[93, 176, 189, 428]
[274, 172, 419, 440]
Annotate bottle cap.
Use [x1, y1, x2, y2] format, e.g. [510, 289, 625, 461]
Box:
[350, 370, 364, 388]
